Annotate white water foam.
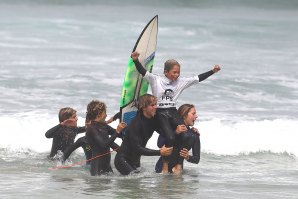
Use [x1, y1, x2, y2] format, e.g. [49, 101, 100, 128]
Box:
[1, 113, 297, 156]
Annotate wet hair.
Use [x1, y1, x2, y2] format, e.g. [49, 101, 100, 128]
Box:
[86, 100, 106, 121]
[58, 107, 76, 123]
[137, 94, 157, 111]
[164, 59, 180, 73]
[178, 104, 195, 120]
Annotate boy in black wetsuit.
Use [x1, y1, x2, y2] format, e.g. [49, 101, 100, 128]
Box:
[45, 107, 86, 159]
[114, 94, 173, 175]
[86, 100, 126, 176]
[131, 51, 220, 172]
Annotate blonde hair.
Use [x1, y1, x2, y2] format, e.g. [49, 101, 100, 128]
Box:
[178, 104, 195, 120]
[58, 107, 76, 122]
[137, 94, 157, 110]
[164, 59, 180, 73]
[86, 100, 106, 121]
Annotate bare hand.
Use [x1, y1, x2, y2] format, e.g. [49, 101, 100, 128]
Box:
[160, 145, 173, 156]
[212, 64, 221, 73]
[176, 124, 187, 134]
[131, 51, 140, 61]
[179, 148, 189, 160]
[116, 122, 126, 134]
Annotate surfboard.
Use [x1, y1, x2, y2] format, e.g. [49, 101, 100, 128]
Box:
[120, 15, 158, 125]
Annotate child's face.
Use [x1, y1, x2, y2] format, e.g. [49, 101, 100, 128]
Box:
[64, 114, 78, 127]
[164, 65, 180, 81]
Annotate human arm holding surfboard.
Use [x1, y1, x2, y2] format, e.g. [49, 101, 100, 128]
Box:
[131, 51, 147, 76]
[131, 51, 221, 81]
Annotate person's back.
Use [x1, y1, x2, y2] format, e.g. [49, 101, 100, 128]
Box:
[86, 121, 119, 173]
[85, 100, 125, 176]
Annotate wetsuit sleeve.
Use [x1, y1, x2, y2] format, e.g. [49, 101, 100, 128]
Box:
[198, 70, 214, 82]
[45, 124, 62, 138]
[157, 135, 166, 148]
[112, 112, 121, 121]
[107, 125, 124, 139]
[90, 126, 119, 149]
[133, 59, 147, 76]
[111, 142, 120, 150]
[63, 137, 83, 161]
[187, 135, 201, 164]
[75, 126, 86, 134]
[107, 125, 117, 135]
[136, 145, 160, 156]
[130, 123, 160, 156]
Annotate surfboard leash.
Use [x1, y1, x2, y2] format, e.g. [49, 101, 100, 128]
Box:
[48, 148, 119, 171]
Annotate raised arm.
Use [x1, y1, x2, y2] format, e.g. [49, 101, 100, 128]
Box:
[198, 64, 221, 82]
[131, 51, 147, 76]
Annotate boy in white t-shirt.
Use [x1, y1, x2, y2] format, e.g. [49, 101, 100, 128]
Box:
[131, 51, 220, 172]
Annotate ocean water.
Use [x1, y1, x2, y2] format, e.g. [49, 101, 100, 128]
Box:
[1, 0, 298, 198]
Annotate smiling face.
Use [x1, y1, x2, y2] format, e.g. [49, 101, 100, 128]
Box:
[143, 100, 157, 119]
[164, 65, 180, 81]
[138, 94, 157, 119]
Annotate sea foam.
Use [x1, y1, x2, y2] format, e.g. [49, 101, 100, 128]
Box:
[0, 114, 297, 156]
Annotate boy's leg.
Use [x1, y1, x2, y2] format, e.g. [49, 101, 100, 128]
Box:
[156, 108, 184, 173]
[156, 109, 177, 147]
[114, 153, 136, 175]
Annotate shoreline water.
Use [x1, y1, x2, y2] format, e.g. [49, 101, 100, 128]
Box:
[1, 1, 298, 198]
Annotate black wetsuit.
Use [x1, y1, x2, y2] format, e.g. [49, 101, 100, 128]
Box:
[86, 121, 120, 176]
[45, 124, 85, 158]
[114, 111, 160, 175]
[155, 128, 201, 173]
[134, 59, 214, 147]
[62, 136, 92, 165]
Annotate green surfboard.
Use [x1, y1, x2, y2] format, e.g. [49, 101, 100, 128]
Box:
[120, 15, 158, 124]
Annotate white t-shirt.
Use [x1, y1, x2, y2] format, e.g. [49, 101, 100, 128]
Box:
[144, 72, 200, 108]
